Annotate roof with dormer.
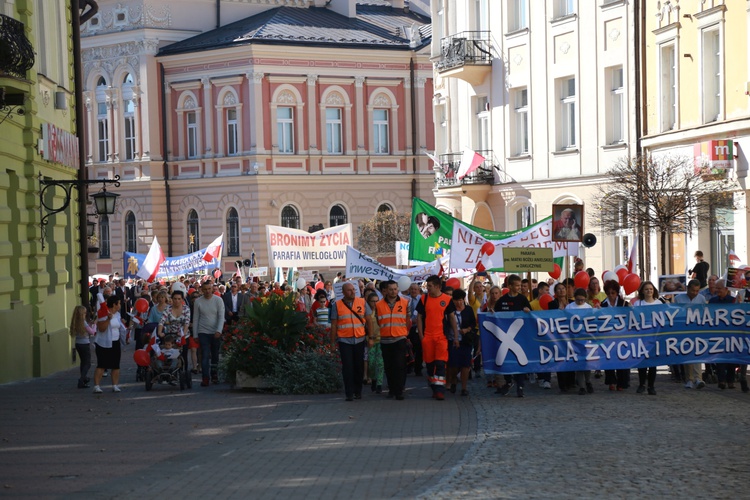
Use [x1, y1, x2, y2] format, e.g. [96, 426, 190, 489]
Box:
[158, 3, 431, 56]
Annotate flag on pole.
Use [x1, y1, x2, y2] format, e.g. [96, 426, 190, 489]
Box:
[287, 267, 296, 286]
[728, 249, 741, 265]
[202, 233, 224, 262]
[424, 150, 442, 169]
[456, 148, 485, 180]
[137, 236, 166, 283]
[626, 236, 638, 274]
[274, 267, 282, 284]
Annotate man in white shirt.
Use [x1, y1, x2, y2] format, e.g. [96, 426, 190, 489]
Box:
[193, 281, 225, 387]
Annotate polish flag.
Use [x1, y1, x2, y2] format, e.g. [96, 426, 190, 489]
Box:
[728, 250, 741, 265]
[626, 236, 638, 274]
[424, 151, 442, 169]
[456, 148, 485, 180]
[137, 236, 165, 283]
[202, 233, 224, 262]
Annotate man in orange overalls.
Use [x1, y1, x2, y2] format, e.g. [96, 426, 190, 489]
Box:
[331, 282, 368, 401]
[417, 275, 459, 400]
[375, 280, 411, 400]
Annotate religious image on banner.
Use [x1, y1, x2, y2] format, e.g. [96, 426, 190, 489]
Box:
[551, 204, 584, 243]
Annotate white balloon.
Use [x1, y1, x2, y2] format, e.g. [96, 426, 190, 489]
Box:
[296, 277, 307, 290]
[613, 265, 627, 272]
[602, 271, 619, 284]
[171, 281, 187, 296]
[397, 275, 412, 291]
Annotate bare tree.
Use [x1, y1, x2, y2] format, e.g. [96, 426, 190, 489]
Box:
[357, 210, 411, 257]
[594, 155, 736, 275]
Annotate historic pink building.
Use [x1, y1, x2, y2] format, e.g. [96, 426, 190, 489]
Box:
[82, 0, 435, 277]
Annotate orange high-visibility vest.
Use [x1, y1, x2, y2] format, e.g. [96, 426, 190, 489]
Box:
[334, 298, 366, 338]
[375, 297, 410, 339]
[422, 293, 452, 337]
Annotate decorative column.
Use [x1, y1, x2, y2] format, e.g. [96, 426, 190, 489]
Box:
[307, 74, 318, 154]
[201, 77, 214, 160]
[415, 76, 427, 153]
[83, 91, 93, 164]
[105, 87, 116, 163]
[250, 72, 265, 154]
[132, 85, 143, 162]
[354, 76, 366, 154]
[403, 77, 412, 154]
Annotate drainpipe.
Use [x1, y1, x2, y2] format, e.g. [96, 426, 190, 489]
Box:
[159, 63, 173, 255]
[216, 0, 220, 29]
[73, 0, 98, 307]
[410, 57, 417, 176]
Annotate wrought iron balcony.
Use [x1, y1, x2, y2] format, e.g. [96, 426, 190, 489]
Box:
[434, 150, 496, 188]
[435, 31, 492, 85]
[0, 14, 34, 79]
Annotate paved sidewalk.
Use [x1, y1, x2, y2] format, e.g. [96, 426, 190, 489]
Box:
[0, 352, 475, 499]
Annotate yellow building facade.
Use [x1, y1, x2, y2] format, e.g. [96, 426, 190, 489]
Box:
[0, 0, 83, 383]
[641, 0, 750, 276]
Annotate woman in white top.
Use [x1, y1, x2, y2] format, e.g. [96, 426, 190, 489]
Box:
[93, 295, 126, 393]
[629, 281, 662, 395]
[566, 288, 593, 395]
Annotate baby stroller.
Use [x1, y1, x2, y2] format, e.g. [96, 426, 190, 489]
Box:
[133, 344, 192, 391]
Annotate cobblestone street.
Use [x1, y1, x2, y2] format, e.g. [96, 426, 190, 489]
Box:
[1, 360, 748, 499]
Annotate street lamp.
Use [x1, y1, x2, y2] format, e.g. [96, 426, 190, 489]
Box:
[39, 174, 121, 250]
[86, 218, 95, 237]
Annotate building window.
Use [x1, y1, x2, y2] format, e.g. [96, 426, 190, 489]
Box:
[659, 43, 676, 132]
[122, 73, 136, 161]
[609, 66, 624, 144]
[378, 203, 393, 213]
[373, 109, 389, 154]
[187, 111, 198, 159]
[277, 107, 294, 154]
[226, 207, 240, 256]
[515, 205, 533, 229]
[97, 102, 109, 162]
[187, 209, 199, 253]
[99, 215, 110, 258]
[559, 77, 576, 150]
[513, 88, 529, 155]
[326, 108, 343, 154]
[281, 205, 300, 229]
[556, 0, 575, 18]
[227, 108, 238, 155]
[474, 0, 489, 31]
[711, 207, 733, 279]
[475, 96, 490, 152]
[329, 204, 347, 227]
[509, 0, 527, 31]
[124, 211, 137, 253]
[702, 27, 721, 123]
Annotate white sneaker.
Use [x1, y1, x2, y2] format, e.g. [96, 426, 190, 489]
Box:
[695, 379, 705, 389]
[112, 385, 121, 393]
[542, 381, 552, 389]
[684, 381, 693, 389]
[93, 385, 103, 394]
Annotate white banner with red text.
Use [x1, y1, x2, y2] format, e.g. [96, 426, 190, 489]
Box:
[266, 224, 352, 267]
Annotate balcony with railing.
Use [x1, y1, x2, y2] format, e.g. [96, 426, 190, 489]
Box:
[434, 150, 499, 189]
[0, 14, 34, 80]
[435, 31, 492, 86]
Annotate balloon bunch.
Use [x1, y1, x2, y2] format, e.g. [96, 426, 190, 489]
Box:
[475, 242, 495, 273]
[600, 265, 641, 295]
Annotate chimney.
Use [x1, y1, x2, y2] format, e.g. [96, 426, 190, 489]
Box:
[328, 0, 356, 18]
[391, 0, 405, 8]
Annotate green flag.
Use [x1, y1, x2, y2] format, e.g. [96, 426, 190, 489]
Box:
[408, 198, 554, 264]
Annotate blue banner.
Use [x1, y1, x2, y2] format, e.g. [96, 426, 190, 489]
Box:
[479, 304, 750, 374]
[123, 248, 220, 279]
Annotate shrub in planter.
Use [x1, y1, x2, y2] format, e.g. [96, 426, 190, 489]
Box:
[221, 292, 308, 383]
[266, 346, 342, 395]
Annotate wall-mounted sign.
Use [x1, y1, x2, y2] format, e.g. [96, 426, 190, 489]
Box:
[40, 123, 79, 169]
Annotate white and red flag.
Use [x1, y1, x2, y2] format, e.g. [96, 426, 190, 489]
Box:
[456, 148, 485, 180]
[202, 233, 224, 262]
[137, 236, 166, 283]
[626, 236, 638, 274]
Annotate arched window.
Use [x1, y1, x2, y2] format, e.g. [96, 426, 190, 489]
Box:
[187, 209, 200, 252]
[96, 77, 109, 163]
[125, 211, 137, 253]
[329, 204, 347, 227]
[377, 203, 393, 213]
[281, 205, 300, 229]
[226, 207, 240, 256]
[99, 215, 110, 258]
[122, 73, 136, 161]
[515, 205, 533, 230]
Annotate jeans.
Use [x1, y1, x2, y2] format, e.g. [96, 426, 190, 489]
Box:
[75, 343, 91, 386]
[338, 341, 365, 398]
[381, 339, 407, 396]
[199, 333, 221, 380]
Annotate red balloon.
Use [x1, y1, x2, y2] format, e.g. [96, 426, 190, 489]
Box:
[481, 242, 495, 256]
[475, 262, 486, 273]
[213, 269, 221, 279]
[446, 277, 461, 290]
[549, 263, 561, 280]
[616, 267, 629, 283]
[501, 287, 510, 296]
[134, 298, 149, 314]
[539, 294, 553, 310]
[622, 273, 641, 295]
[574, 271, 590, 289]
[133, 349, 151, 367]
[315, 281, 324, 290]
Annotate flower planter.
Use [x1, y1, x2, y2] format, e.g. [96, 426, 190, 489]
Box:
[234, 370, 272, 390]
[87, 247, 99, 253]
